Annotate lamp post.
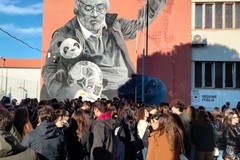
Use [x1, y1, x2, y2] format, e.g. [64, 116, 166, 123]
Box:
[5, 66, 8, 96]
[1, 57, 5, 97]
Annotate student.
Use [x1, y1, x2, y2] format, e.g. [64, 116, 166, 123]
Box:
[146, 113, 181, 160]
[13, 107, 33, 139]
[136, 107, 150, 160]
[222, 111, 240, 160]
[170, 99, 191, 137]
[63, 109, 94, 160]
[21, 105, 66, 160]
[192, 110, 216, 160]
[91, 100, 115, 160]
[0, 108, 39, 160]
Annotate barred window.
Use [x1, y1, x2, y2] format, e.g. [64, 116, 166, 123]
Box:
[195, 4, 203, 28]
[194, 62, 240, 88]
[194, 2, 240, 29]
[215, 3, 223, 28]
[225, 3, 233, 28]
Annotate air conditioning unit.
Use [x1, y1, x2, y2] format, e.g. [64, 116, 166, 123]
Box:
[192, 34, 207, 47]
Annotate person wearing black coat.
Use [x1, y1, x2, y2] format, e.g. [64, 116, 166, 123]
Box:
[212, 115, 224, 159]
[63, 109, 93, 160]
[192, 110, 216, 160]
[21, 105, 66, 160]
[91, 101, 115, 160]
[223, 111, 240, 160]
[223, 126, 240, 160]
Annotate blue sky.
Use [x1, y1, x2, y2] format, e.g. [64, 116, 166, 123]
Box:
[0, 0, 43, 59]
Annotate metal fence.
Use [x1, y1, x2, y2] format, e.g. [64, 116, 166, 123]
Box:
[0, 76, 40, 102]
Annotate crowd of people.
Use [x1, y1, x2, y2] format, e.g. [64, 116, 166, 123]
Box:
[1, 96, 240, 160]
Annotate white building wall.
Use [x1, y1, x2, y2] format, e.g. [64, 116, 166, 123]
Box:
[191, 30, 240, 109]
[192, 30, 240, 61]
[191, 1, 240, 110]
[0, 68, 41, 103]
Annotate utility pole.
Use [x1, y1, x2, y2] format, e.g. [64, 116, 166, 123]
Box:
[5, 68, 8, 96]
[1, 57, 6, 97]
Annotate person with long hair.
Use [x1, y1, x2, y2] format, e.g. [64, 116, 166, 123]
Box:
[136, 107, 150, 160]
[192, 110, 216, 160]
[80, 109, 94, 159]
[232, 109, 240, 134]
[13, 107, 33, 140]
[170, 113, 191, 159]
[212, 107, 224, 160]
[146, 113, 181, 160]
[63, 109, 93, 160]
[222, 111, 240, 160]
[117, 104, 137, 160]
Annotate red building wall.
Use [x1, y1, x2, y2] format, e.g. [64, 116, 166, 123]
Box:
[1, 59, 41, 68]
[41, 0, 191, 104]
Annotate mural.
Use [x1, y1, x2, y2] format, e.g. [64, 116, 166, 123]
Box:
[40, 0, 167, 104]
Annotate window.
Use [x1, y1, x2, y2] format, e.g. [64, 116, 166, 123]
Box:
[194, 62, 240, 88]
[205, 62, 212, 87]
[195, 4, 203, 28]
[205, 4, 213, 28]
[215, 3, 223, 28]
[225, 4, 233, 28]
[195, 62, 202, 87]
[194, 2, 240, 29]
[225, 63, 233, 87]
[215, 62, 223, 88]
[236, 3, 240, 28]
[236, 63, 240, 87]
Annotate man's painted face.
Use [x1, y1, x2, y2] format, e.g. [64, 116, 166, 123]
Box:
[77, 0, 107, 33]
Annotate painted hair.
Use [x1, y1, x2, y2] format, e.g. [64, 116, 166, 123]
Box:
[74, 0, 110, 15]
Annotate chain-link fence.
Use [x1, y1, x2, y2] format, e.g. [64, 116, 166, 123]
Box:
[0, 76, 40, 102]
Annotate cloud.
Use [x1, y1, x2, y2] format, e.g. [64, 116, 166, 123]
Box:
[0, 23, 42, 36]
[0, 2, 42, 15]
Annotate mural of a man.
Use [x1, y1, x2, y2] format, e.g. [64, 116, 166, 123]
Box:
[41, 0, 167, 104]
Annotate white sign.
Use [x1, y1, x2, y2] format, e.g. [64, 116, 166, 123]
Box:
[191, 89, 240, 111]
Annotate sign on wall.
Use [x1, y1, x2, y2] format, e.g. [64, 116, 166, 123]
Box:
[191, 89, 239, 110]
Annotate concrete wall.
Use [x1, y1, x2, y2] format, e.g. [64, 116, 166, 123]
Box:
[0, 68, 41, 103]
[191, 0, 240, 110]
[192, 30, 240, 61]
